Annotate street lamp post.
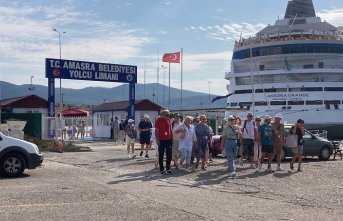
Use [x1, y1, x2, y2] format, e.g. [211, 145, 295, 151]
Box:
[152, 87, 155, 103]
[28, 75, 35, 94]
[208, 81, 212, 109]
[53, 29, 66, 144]
[53, 29, 66, 120]
[62, 93, 64, 109]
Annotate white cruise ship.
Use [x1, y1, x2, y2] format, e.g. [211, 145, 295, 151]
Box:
[225, 0, 343, 139]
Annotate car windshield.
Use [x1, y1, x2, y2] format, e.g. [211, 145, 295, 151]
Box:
[304, 131, 312, 139]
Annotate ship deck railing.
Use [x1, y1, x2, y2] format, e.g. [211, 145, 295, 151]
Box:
[235, 34, 343, 49]
[233, 64, 343, 72]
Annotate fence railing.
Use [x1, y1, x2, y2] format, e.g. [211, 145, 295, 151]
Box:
[42, 116, 94, 140]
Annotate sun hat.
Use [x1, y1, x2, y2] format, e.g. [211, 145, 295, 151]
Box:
[264, 115, 272, 121]
[227, 115, 235, 120]
[275, 113, 283, 119]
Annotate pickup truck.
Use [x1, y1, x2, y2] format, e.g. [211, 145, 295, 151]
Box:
[0, 132, 43, 177]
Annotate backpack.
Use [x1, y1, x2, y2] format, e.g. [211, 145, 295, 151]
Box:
[243, 120, 255, 134]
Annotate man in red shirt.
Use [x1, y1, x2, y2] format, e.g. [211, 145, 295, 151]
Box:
[155, 109, 172, 175]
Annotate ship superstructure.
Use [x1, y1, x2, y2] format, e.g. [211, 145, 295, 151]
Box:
[226, 0, 343, 139]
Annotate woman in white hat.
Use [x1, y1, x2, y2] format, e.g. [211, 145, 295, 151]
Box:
[221, 115, 242, 178]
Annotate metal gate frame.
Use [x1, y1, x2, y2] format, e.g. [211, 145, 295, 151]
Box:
[42, 116, 94, 140]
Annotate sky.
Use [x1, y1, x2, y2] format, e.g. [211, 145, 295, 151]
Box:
[1, 0, 343, 96]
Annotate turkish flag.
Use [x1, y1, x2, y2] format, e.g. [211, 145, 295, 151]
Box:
[162, 52, 181, 63]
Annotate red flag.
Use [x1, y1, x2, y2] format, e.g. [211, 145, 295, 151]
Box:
[162, 52, 181, 63]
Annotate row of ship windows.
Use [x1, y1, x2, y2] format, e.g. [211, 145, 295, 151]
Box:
[234, 87, 343, 94]
[230, 100, 342, 107]
[233, 43, 343, 59]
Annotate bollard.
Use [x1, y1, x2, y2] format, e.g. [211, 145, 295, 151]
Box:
[57, 141, 63, 153]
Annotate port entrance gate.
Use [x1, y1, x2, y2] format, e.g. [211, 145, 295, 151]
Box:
[45, 58, 137, 139]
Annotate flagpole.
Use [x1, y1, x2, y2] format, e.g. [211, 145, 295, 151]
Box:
[180, 48, 183, 112]
[157, 51, 159, 104]
[168, 62, 171, 109]
[250, 46, 255, 115]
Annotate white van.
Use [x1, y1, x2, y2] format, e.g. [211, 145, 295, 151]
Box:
[0, 132, 43, 177]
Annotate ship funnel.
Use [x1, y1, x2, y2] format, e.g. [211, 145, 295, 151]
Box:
[284, 0, 316, 18]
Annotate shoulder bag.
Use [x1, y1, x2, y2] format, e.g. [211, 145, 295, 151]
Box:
[285, 134, 298, 148]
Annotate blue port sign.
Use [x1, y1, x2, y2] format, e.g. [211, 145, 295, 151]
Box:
[45, 58, 137, 83]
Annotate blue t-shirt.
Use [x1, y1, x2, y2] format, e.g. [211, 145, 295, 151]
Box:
[259, 124, 273, 145]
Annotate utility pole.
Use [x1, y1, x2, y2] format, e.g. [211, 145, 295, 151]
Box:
[208, 81, 212, 109]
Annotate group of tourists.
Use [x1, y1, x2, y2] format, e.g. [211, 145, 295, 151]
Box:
[124, 110, 214, 175]
[66, 120, 86, 139]
[153, 110, 214, 175]
[124, 115, 153, 159]
[221, 112, 304, 178]
[122, 110, 305, 179]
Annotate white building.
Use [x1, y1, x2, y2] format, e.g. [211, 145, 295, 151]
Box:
[91, 99, 162, 138]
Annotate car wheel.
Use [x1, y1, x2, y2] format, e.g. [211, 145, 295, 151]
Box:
[0, 153, 26, 177]
[318, 146, 331, 161]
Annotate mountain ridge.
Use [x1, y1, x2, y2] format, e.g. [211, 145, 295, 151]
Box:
[0, 81, 227, 110]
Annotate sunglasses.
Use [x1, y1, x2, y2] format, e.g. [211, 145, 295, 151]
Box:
[228, 119, 235, 121]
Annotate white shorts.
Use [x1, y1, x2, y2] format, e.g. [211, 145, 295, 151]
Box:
[126, 135, 135, 145]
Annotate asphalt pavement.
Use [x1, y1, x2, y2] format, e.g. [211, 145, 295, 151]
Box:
[1, 141, 342, 221]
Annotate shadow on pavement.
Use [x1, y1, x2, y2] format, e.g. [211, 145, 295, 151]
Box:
[0, 173, 30, 180]
[107, 167, 188, 185]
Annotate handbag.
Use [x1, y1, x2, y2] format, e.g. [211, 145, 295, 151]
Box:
[174, 131, 185, 140]
[285, 134, 298, 148]
[174, 124, 186, 140]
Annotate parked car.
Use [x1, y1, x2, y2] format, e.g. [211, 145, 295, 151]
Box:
[282, 124, 334, 161]
[0, 132, 43, 177]
[212, 124, 334, 161]
[212, 134, 222, 157]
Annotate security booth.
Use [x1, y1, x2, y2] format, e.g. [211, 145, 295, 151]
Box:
[91, 99, 162, 138]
